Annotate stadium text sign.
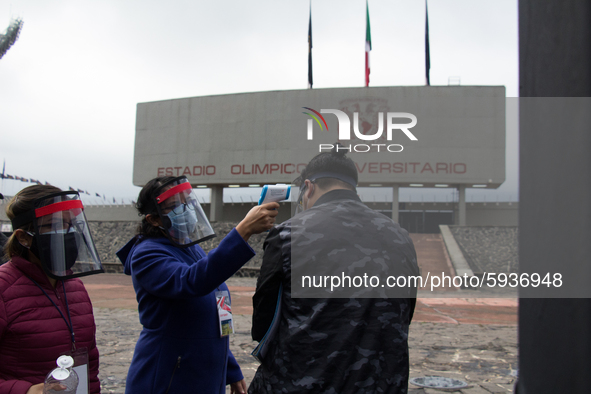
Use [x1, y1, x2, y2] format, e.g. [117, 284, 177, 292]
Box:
[134, 86, 506, 187]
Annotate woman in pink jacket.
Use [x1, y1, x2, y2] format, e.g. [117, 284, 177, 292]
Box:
[0, 185, 104, 393]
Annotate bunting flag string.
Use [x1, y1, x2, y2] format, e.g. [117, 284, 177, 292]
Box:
[1, 168, 123, 204]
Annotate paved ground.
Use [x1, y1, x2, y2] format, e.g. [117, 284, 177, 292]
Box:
[84, 275, 517, 393]
[84, 233, 517, 393]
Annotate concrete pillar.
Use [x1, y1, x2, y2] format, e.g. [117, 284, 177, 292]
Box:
[391, 185, 399, 223]
[518, 2, 591, 393]
[457, 185, 466, 226]
[210, 185, 224, 222]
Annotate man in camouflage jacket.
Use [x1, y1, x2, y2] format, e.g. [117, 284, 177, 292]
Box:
[249, 149, 419, 394]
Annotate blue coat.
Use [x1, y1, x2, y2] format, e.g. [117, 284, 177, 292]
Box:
[117, 228, 255, 394]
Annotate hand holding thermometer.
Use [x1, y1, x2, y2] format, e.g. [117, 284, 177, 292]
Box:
[258, 184, 291, 205]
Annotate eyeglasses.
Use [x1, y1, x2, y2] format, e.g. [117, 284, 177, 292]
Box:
[34, 218, 85, 235]
[169, 199, 198, 215]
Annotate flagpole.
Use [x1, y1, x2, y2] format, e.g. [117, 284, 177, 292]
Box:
[365, 0, 372, 87]
[308, 0, 313, 89]
[425, 0, 431, 86]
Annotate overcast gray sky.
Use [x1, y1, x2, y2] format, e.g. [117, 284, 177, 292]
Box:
[0, 0, 518, 203]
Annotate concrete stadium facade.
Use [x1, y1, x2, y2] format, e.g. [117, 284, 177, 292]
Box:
[133, 85, 506, 227]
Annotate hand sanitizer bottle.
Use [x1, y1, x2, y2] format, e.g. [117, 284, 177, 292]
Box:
[43, 355, 79, 394]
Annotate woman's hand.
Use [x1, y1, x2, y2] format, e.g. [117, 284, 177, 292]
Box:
[229, 378, 247, 394]
[236, 202, 280, 241]
[25, 383, 44, 394]
[26, 382, 66, 393]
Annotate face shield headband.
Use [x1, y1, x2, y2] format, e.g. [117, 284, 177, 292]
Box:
[10, 191, 104, 280]
[154, 176, 216, 248]
[294, 172, 358, 214]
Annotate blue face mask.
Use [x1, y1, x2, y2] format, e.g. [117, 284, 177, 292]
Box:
[167, 208, 198, 236]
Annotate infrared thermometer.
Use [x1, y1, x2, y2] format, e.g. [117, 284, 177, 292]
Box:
[258, 184, 291, 205]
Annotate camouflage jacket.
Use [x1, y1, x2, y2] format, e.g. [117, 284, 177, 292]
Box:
[249, 189, 419, 394]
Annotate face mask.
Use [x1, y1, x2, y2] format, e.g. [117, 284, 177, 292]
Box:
[31, 232, 80, 272]
[167, 208, 198, 237]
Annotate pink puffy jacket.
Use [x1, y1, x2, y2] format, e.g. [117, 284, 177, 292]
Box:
[0, 256, 100, 393]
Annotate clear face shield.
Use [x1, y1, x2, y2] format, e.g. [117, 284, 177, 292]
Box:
[11, 191, 104, 280]
[154, 176, 216, 247]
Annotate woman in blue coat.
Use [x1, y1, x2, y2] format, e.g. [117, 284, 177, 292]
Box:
[117, 176, 278, 394]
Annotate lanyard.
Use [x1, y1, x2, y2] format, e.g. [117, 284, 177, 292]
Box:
[27, 276, 76, 349]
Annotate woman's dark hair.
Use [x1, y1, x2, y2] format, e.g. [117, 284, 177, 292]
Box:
[298, 145, 358, 191]
[4, 184, 62, 260]
[135, 176, 176, 238]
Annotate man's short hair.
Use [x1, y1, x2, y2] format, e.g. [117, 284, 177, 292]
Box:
[296, 145, 358, 191]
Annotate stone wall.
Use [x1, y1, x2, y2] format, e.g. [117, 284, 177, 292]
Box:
[4, 217, 519, 279]
[448, 226, 518, 274]
[87, 222, 138, 265]
[88, 221, 266, 276]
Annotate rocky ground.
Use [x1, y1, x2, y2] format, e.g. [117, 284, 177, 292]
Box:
[94, 278, 517, 394]
[95, 308, 517, 394]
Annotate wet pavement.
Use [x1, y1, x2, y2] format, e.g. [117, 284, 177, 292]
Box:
[84, 275, 517, 393]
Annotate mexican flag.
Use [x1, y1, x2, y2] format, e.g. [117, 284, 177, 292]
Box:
[365, 1, 372, 87]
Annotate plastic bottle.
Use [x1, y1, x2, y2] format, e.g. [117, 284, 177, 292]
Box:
[43, 355, 79, 394]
